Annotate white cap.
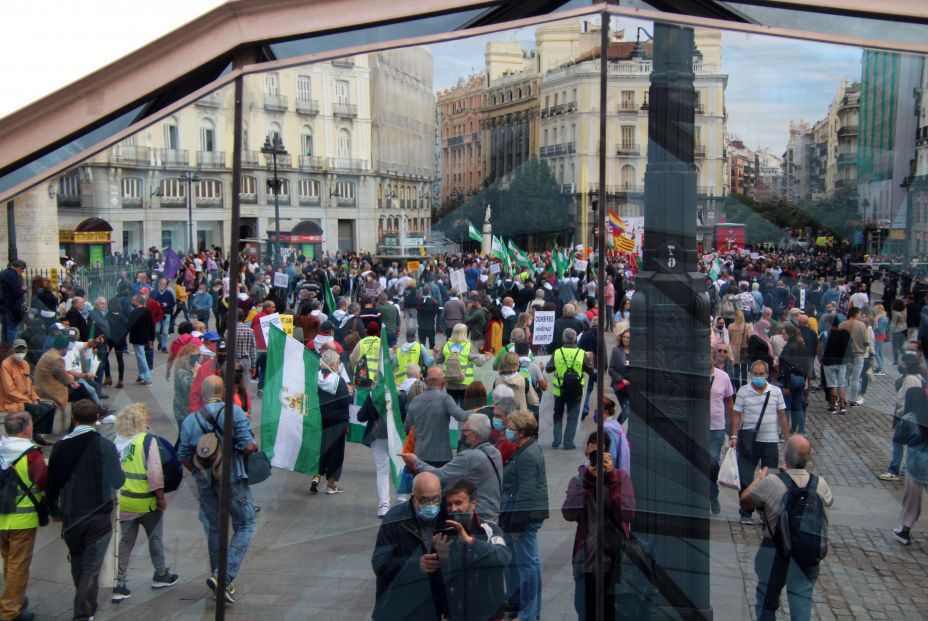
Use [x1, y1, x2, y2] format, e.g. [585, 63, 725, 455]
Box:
[191, 331, 203, 338]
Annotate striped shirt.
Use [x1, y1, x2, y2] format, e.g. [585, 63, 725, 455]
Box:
[733, 383, 784, 443]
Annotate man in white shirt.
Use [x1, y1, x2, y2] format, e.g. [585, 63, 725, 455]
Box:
[849, 283, 870, 311]
[63, 329, 105, 405]
[729, 360, 790, 524]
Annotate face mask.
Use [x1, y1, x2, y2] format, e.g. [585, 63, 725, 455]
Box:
[751, 376, 767, 388]
[505, 428, 518, 442]
[13, 353, 26, 362]
[492, 418, 505, 431]
[417, 504, 440, 522]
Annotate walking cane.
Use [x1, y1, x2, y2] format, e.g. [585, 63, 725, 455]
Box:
[112, 487, 121, 599]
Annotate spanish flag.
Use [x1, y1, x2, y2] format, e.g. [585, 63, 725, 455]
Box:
[607, 210, 627, 233]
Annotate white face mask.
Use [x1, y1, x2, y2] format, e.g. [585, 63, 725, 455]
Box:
[13, 353, 26, 362]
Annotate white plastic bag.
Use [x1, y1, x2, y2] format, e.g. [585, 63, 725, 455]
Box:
[718, 447, 740, 490]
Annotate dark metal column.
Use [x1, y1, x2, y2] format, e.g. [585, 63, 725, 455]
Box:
[627, 22, 712, 620]
[6, 201, 16, 262]
[215, 75, 244, 621]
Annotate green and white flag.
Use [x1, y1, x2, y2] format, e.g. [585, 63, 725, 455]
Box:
[371, 325, 407, 488]
[467, 222, 483, 243]
[262, 326, 322, 475]
[323, 273, 337, 316]
[709, 257, 722, 280]
[507, 239, 531, 268]
[491, 235, 511, 273]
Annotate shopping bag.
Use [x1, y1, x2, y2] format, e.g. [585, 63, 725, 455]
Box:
[718, 447, 740, 490]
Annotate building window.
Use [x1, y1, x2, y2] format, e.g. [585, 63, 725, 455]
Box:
[297, 75, 312, 101]
[621, 90, 635, 110]
[265, 73, 280, 95]
[160, 178, 185, 199]
[335, 79, 350, 104]
[299, 178, 320, 200]
[163, 124, 179, 149]
[199, 120, 216, 152]
[121, 177, 142, 199]
[335, 181, 355, 199]
[241, 175, 257, 196]
[621, 126, 636, 149]
[301, 130, 313, 156]
[337, 128, 351, 158]
[196, 179, 223, 200]
[621, 165, 636, 189]
[267, 122, 282, 146]
[269, 178, 290, 197]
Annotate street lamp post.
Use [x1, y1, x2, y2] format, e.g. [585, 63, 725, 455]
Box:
[262, 135, 288, 264]
[180, 171, 199, 254]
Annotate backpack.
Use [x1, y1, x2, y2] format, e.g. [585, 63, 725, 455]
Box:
[768, 472, 828, 568]
[194, 407, 224, 478]
[0, 449, 40, 516]
[558, 348, 583, 401]
[144, 434, 183, 493]
[445, 343, 466, 383]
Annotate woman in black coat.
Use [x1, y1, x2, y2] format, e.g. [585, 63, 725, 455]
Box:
[313, 349, 351, 495]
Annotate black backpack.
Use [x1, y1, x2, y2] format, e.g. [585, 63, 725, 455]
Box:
[143, 434, 183, 493]
[768, 472, 829, 568]
[558, 348, 583, 402]
[0, 448, 46, 525]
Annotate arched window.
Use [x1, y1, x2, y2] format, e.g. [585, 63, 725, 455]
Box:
[621, 165, 636, 190]
[337, 128, 351, 158]
[199, 118, 216, 152]
[267, 122, 282, 145]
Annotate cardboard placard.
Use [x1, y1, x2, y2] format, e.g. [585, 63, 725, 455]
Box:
[450, 268, 467, 294]
[280, 313, 294, 336]
[489, 262, 501, 274]
[259, 312, 283, 344]
[573, 259, 588, 273]
[273, 272, 290, 289]
[407, 260, 420, 272]
[532, 311, 556, 345]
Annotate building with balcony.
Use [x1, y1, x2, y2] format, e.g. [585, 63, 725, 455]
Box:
[911, 62, 928, 254]
[538, 23, 728, 245]
[437, 74, 487, 207]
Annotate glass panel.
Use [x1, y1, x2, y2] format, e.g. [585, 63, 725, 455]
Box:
[1, 6, 926, 621]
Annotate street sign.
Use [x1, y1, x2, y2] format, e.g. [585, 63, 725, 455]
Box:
[532, 311, 555, 345]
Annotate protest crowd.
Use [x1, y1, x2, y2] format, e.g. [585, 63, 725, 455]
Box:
[0, 238, 925, 621]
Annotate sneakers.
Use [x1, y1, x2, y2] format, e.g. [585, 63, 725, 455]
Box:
[850, 398, 864, 406]
[377, 504, 390, 518]
[207, 576, 236, 604]
[874, 370, 886, 376]
[839, 407, 848, 415]
[551, 440, 560, 449]
[739, 515, 754, 525]
[894, 528, 912, 545]
[710, 498, 721, 515]
[256, 389, 263, 398]
[879, 472, 902, 481]
[310, 478, 320, 494]
[152, 570, 179, 588]
[111, 584, 132, 603]
[826, 406, 837, 415]
[326, 484, 344, 495]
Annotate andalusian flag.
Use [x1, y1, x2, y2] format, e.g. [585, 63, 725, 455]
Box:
[467, 222, 483, 243]
[492, 236, 511, 273]
[551, 245, 569, 279]
[507, 239, 532, 268]
[709, 257, 723, 280]
[262, 326, 323, 475]
[370, 326, 407, 487]
[323, 273, 337, 315]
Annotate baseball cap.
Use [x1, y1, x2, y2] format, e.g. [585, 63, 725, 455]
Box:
[12, 339, 27, 350]
[51, 323, 65, 331]
[202, 331, 221, 342]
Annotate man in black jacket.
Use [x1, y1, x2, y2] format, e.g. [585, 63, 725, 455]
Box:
[64, 297, 90, 341]
[46, 399, 125, 621]
[0, 260, 27, 345]
[127, 294, 155, 385]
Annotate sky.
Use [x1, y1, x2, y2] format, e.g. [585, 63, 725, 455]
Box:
[1, 5, 863, 156]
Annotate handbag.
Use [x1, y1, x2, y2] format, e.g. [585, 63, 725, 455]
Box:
[245, 450, 272, 485]
[737, 392, 771, 463]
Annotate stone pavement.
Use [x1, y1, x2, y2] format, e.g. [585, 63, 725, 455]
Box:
[11, 331, 927, 620]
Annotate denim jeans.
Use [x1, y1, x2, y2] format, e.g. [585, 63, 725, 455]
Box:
[873, 339, 885, 371]
[195, 476, 256, 581]
[0, 310, 19, 344]
[156, 316, 171, 350]
[709, 429, 726, 502]
[134, 344, 152, 382]
[616, 391, 631, 424]
[553, 395, 582, 448]
[145, 344, 154, 372]
[754, 541, 819, 621]
[785, 374, 807, 434]
[505, 521, 543, 621]
[847, 355, 865, 403]
[256, 351, 268, 390]
[117, 510, 167, 585]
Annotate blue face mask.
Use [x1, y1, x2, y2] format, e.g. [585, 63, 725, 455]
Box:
[417, 504, 440, 521]
[751, 376, 767, 388]
[492, 418, 505, 431]
[505, 428, 518, 442]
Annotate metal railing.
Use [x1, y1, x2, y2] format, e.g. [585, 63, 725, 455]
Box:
[333, 102, 358, 117]
[299, 155, 325, 170]
[296, 98, 320, 115]
[160, 149, 189, 167]
[112, 145, 152, 166]
[197, 151, 226, 169]
[264, 93, 288, 111]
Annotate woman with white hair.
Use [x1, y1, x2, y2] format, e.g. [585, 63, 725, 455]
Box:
[311, 349, 350, 495]
[435, 323, 487, 405]
[112, 403, 178, 601]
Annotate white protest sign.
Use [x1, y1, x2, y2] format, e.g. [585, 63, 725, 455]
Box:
[273, 272, 290, 289]
[259, 312, 283, 344]
[799, 288, 806, 310]
[489, 262, 501, 274]
[532, 310, 556, 345]
[573, 259, 588, 273]
[450, 268, 467, 294]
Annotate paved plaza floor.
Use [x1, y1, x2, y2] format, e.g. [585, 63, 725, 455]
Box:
[11, 329, 928, 620]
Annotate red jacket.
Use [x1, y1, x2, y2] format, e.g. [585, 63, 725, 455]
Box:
[188, 359, 220, 413]
[561, 465, 636, 569]
[146, 297, 165, 326]
[489, 428, 517, 465]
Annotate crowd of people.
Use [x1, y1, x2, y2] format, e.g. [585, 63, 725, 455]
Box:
[0, 241, 924, 620]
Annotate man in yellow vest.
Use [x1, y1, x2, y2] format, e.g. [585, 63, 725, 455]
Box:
[393, 327, 434, 384]
[545, 328, 591, 450]
[350, 322, 383, 394]
[0, 411, 47, 621]
[112, 403, 178, 603]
